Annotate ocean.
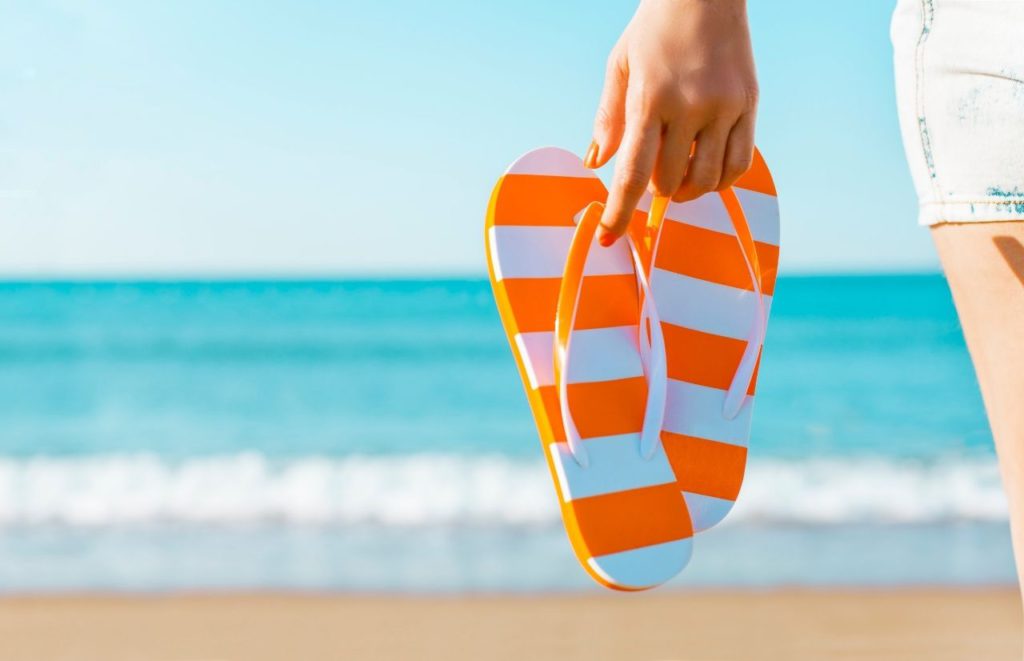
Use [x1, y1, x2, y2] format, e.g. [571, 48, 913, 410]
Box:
[0, 276, 1013, 592]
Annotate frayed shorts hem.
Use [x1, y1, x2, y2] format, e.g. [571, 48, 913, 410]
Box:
[919, 199, 1024, 226]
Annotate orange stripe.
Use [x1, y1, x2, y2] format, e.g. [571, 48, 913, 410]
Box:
[536, 386, 565, 443]
[733, 148, 777, 196]
[564, 483, 693, 557]
[501, 274, 638, 334]
[760, 253, 779, 294]
[654, 221, 779, 296]
[720, 188, 764, 296]
[536, 376, 648, 442]
[662, 432, 747, 500]
[567, 376, 647, 439]
[499, 278, 558, 334]
[492, 174, 607, 227]
[577, 275, 640, 329]
[663, 324, 761, 396]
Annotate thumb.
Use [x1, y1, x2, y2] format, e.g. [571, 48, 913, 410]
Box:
[586, 52, 627, 169]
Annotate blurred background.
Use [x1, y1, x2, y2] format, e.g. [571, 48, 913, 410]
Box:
[0, 0, 1012, 593]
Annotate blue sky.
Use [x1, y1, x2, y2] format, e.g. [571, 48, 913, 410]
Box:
[1, 0, 934, 276]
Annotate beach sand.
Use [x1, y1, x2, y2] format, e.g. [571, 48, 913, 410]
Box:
[0, 590, 1018, 660]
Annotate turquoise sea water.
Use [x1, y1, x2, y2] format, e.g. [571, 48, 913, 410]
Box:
[0, 276, 1014, 591]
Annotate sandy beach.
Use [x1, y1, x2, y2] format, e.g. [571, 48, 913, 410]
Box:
[0, 589, 1017, 661]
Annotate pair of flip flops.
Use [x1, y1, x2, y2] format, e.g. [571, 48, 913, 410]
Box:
[485, 147, 780, 590]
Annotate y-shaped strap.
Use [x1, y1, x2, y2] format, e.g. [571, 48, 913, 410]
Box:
[645, 192, 767, 420]
[554, 191, 765, 467]
[718, 189, 766, 418]
[553, 202, 668, 468]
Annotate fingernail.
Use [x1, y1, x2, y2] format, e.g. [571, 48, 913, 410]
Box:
[598, 226, 616, 247]
[583, 141, 599, 169]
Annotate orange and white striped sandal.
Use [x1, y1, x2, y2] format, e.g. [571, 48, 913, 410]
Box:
[485, 148, 693, 590]
[641, 153, 780, 533]
[485, 147, 780, 589]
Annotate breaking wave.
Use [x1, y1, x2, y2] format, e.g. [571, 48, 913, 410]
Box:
[0, 453, 1006, 527]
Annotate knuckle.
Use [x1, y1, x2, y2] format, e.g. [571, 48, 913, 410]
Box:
[628, 91, 660, 123]
[729, 151, 755, 177]
[741, 84, 760, 110]
[605, 49, 626, 77]
[631, 77, 680, 120]
[683, 92, 714, 114]
[687, 169, 720, 194]
[647, 79, 679, 105]
[684, 84, 759, 118]
[616, 164, 650, 195]
[657, 94, 688, 120]
[698, 175, 721, 193]
[700, 96, 741, 119]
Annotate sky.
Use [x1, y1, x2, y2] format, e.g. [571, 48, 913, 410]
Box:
[0, 0, 935, 277]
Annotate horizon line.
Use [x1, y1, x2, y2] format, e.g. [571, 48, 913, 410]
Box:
[0, 268, 944, 283]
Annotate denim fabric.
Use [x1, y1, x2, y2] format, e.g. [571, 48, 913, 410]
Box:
[893, 0, 1024, 224]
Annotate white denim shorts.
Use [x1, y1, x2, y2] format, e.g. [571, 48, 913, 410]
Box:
[892, 0, 1024, 225]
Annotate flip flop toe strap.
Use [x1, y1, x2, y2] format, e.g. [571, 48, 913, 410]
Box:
[717, 189, 767, 419]
[645, 192, 768, 421]
[553, 188, 766, 468]
[553, 202, 667, 468]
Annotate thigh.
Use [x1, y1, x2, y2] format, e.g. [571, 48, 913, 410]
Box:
[932, 222, 1024, 494]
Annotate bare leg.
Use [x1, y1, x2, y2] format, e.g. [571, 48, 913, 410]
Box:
[932, 222, 1024, 606]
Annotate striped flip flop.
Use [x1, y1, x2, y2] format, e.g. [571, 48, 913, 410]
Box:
[485, 148, 693, 590]
[640, 152, 780, 533]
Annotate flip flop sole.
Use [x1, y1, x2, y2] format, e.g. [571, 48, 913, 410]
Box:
[641, 150, 780, 531]
[485, 147, 694, 590]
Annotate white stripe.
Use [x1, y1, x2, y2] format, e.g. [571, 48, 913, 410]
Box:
[663, 380, 754, 447]
[636, 190, 779, 246]
[514, 327, 644, 389]
[566, 326, 644, 384]
[488, 226, 633, 281]
[487, 226, 507, 281]
[734, 188, 781, 246]
[485, 226, 505, 280]
[513, 333, 550, 389]
[505, 146, 594, 178]
[587, 538, 692, 589]
[682, 492, 736, 533]
[549, 433, 677, 501]
[650, 269, 773, 341]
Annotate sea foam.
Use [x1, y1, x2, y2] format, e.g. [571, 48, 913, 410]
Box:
[0, 453, 1006, 527]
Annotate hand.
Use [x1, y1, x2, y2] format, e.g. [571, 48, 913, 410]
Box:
[585, 0, 759, 246]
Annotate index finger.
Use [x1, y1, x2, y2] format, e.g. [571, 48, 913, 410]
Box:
[598, 122, 661, 247]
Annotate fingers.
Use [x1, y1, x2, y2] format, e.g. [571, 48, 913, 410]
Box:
[586, 51, 628, 169]
[717, 112, 756, 190]
[591, 108, 751, 243]
[598, 120, 660, 245]
[650, 122, 697, 198]
[673, 121, 731, 203]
